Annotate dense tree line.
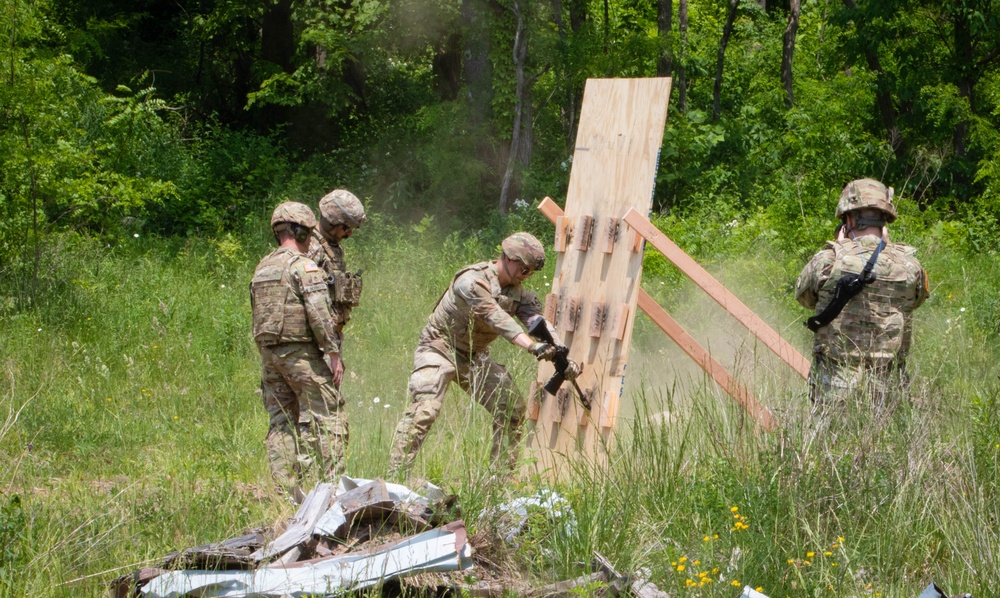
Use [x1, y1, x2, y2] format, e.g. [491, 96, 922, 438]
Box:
[4, 0, 1000, 293]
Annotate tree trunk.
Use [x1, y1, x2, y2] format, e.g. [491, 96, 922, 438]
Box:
[567, 0, 586, 32]
[462, 0, 493, 123]
[603, 0, 610, 54]
[678, 0, 688, 112]
[953, 9, 973, 160]
[712, 0, 738, 121]
[500, 0, 533, 213]
[261, 0, 294, 72]
[841, 0, 905, 158]
[657, 0, 672, 77]
[781, 0, 800, 107]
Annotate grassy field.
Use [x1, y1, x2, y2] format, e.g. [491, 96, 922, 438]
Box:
[1, 217, 999, 597]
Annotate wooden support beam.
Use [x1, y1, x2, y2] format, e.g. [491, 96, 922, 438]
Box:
[564, 296, 581, 332]
[589, 302, 607, 337]
[637, 291, 778, 431]
[603, 217, 620, 253]
[612, 304, 629, 341]
[577, 215, 594, 251]
[554, 216, 568, 252]
[623, 208, 810, 379]
[544, 293, 558, 324]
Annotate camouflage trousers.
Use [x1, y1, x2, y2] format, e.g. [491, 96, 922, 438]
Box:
[259, 342, 348, 496]
[387, 346, 526, 477]
[808, 353, 910, 409]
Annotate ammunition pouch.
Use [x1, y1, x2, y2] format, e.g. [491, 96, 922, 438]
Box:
[328, 270, 363, 307]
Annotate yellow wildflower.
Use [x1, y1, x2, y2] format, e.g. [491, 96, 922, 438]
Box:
[806, 552, 815, 558]
[731, 506, 739, 512]
[731, 580, 740, 587]
[676, 565, 685, 572]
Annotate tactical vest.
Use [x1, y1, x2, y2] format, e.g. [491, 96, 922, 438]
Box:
[424, 262, 524, 354]
[309, 233, 363, 308]
[250, 248, 316, 346]
[813, 239, 921, 364]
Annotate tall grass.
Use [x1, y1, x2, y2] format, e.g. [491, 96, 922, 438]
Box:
[0, 218, 997, 597]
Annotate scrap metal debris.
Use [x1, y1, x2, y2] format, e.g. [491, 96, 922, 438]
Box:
[111, 478, 670, 598]
[111, 477, 468, 598]
[918, 582, 972, 598]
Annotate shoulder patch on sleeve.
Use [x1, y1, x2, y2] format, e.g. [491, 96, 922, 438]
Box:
[304, 262, 319, 272]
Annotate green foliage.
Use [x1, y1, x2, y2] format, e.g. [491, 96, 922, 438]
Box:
[0, 495, 26, 592]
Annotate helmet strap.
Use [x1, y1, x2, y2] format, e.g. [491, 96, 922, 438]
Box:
[854, 216, 886, 230]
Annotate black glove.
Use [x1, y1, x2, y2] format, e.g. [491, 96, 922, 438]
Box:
[529, 342, 557, 361]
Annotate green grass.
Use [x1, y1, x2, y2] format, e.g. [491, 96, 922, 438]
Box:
[1, 219, 998, 597]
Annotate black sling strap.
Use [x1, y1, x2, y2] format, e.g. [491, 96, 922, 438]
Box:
[805, 240, 885, 332]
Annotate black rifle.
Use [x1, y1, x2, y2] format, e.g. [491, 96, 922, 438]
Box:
[527, 318, 590, 410]
[805, 240, 884, 332]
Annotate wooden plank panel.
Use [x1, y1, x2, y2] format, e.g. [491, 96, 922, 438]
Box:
[525, 78, 672, 477]
[623, 208, 811, 379]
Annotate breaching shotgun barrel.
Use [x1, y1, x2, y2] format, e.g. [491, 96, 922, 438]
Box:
[527, 318, 590, 410]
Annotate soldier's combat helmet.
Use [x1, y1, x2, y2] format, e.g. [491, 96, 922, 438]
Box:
[501, 232, 545, 271]
[319, 189, 366, 229]
[270, 201, 317, 234]
[836, 178, 897, 224]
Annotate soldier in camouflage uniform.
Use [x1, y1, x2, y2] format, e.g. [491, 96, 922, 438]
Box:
[307, 189, 366, 388]
[387, 232, 580, 478]
[251, 202, 348, 501]
[795, 179, 929, 405]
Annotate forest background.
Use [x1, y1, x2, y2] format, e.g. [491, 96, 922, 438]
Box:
[3, 0, 1000, 596]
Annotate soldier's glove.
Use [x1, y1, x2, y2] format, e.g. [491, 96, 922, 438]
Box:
[529, 342, 557, 361]
[564, 359, 582, 382]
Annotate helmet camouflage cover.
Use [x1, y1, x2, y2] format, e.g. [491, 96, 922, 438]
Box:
[319, 189, 366, 229]
[836, 178, 897, 223]
[502, 232, 545, 271]
[270, 201, 317, 232]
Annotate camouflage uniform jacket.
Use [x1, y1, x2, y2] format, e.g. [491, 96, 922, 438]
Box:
[250, 246, 341, 355]
[308, 230, 357, 327]
[419, 261, 542, 358]
[795, 235, 928, 364]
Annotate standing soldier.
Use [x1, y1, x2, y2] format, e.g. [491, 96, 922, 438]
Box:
[387, 232, 581, 479]
[308, 189, 366, 387]
[251, 202, 348, 502]
[795, 179, 929, 405]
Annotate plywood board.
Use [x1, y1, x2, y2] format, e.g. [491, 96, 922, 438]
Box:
[525, 78, 672, 478]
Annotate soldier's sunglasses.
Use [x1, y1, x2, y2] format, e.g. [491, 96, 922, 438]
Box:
[515, 261, 533, 276]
